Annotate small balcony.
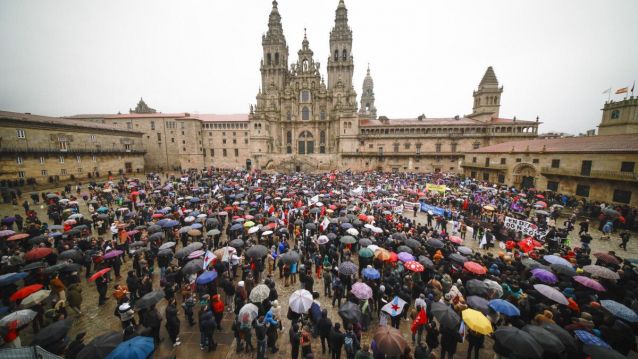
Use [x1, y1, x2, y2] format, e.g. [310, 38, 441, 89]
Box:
[540, 167, 638, 182]
[460, 161, 507, 170]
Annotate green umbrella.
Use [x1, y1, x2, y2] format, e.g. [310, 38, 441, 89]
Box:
[358, 247, 374, 258]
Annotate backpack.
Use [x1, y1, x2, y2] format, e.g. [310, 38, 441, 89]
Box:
[344, 334, 355, 353]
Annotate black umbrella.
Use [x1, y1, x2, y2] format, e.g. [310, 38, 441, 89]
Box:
[31, 318, 73, 347]
[466, 296, 490, 315]
[149, 232, 164, 241]
[541, 323, 577, 353]
[305, 223, 316, 230]
[494, 326, 544, 359]
[182, 259, 204, 275]
[583, 345, 625, 359]
[465, 279, 490, 297]
[404, 238, 421, 249]
[417, 256, 434, 269]
[359, 238, 372, 247]
[426, 239, 444, 249]
[327, 233, 337, 240]
[175, 247, 193, 259]
[21, 262, 45, 271]
[246, 245, 268, 258]
[430, 302, 460, 329]
[147, 225, 162, 233]
[397, 246, 413, 254]
[229, 238, 245, 248]
[338, 261, 358, 276]
[59, 263, 82, 273]
[59, 249, 83, 261]
[522, 325, 565, 354]
[550, 264, 576, 277]
[135, 290, 165, 309]
[29, 235, 48, 245]
[43, 263, 71, 274]
[449, 253, 468, 263]
[338, 302, 363, 323]
[280, 251, 301, 264]
[76, 331, 122, 359]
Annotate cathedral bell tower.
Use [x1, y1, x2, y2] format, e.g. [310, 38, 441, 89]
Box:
[327, 0, 354, 91]
[469, 66, 503, 122]
[260, 0, 289, 91]
[359, 64, 377, 119]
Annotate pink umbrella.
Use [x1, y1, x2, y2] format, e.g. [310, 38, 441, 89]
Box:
[103, 250, 123, 260]
[573, 276, 605, 292]
[351, 282, 373, 300]
[188, 250, 205, 259]
[449, 236, 463, 244]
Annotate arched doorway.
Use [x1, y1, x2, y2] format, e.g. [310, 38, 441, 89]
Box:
[246, 159, 252, 171]
[513, 163, 537, 189]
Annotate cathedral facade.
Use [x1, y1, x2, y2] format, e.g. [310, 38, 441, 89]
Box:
[248, 0, 540, 173]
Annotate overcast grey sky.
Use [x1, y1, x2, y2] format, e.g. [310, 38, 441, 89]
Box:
[1, 0, 637, 134]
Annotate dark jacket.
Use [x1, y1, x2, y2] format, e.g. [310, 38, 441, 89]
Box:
[329, 326, 345, 351]
[200, 311, 216, 335]
[318, 310, 332, 337]
[165, 304, 180, 332]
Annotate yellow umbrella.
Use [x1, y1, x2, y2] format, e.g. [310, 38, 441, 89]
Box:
[244, 221, 256, 228]
[482, 205, 495, 211]
[461, 308, 493, 335]
[374, 249, 391, 261]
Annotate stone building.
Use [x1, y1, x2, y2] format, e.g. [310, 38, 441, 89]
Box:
[0, 111, 145, 185]
[598, 96, 638, 135]
[462, 134, 638, 206]
[247, 0, 539, 172]
[63, 0, 540, 174]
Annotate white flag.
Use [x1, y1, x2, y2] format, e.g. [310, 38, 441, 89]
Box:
[203, 250, 215, 269]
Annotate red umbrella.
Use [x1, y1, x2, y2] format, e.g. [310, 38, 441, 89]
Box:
[358, 214, 368, 221]
[10, 284, 44, 301]
[88, 268, 111, 282]
[518, 238, 542, 253]
[464, 261, 487, 275]
[24, 248, 53, 261]
[535, 201, 547, 208]
[535, 194, 545, 199]
[593, 252, 620, 265]
[449, 236, 463, 245]
[388, 252, 398, 263]
[151, 213, 163, 219]
[7, 233, 29, 241]
[404, 261, 424, 272]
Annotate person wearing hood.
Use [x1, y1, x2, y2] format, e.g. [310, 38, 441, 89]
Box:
[265, 305, 280, 353]
[165, 298, 181, 347]
[254, 315, 268, 359]
[318, 308, 333, 355]
[67, 282, 83, 315]
[199, 308, 217, 351]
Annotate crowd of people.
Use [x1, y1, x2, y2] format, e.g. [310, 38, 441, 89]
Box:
[0, 169, 637, 359]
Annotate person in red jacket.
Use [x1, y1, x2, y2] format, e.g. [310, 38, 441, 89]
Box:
[211, 294, 225, 330]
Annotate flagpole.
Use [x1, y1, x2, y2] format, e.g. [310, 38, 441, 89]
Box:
[608, 86, 611, 102]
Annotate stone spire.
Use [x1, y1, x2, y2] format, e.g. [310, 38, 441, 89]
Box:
[359, 64, 377, 118]
[260, 0, 288, 91]
[469, 66, 503, 121]
[327, 0, 354, 91]
[264, 0, 285, 43]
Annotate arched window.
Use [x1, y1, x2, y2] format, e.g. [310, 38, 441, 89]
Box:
[298, 131, 314, 155]
[342, 49, 347, 60]
[267, 53, 271, 65]
[274, 52, 279, 65]
[320, 110, 326, 121]
[320, 130, 326, 154]
[302, 106, 310, 121]
[286, 111, 292, 121]
[301, 90, 310, 102]
[286, 131, 292, 154]
[611, 110, 621, 119]
[334, 50, 339, 61]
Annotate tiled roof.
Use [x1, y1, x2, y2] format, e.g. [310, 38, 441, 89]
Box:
[100, 113, 249, 122]
[194, 114, 249, 122]
[105, 113, 188, 119]
[359, 117, 536, 127]
[0, 110, 144, 134]
[468, 134, 638, 153]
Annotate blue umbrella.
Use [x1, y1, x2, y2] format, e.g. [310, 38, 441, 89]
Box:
[574, 330, 611, 349]
[543, 255, 572, 267]
[196, 270, 218, 285]
[97, 207, 109, 213]
[190, 223, 203, 229]
[190, 197, 201, 203]
[0, 272, 28, 286]
[49, 232, 63, 237]
[230, 223, 244, 231]
[160, 220, 179, 228]
[600, 299, 638, 323]
[340, 223, 353, 229]
[155, 219, 169, 227]
[362, 267, 380, 280]
[105, 336, 154, 359]
[488, 299, 521, 316]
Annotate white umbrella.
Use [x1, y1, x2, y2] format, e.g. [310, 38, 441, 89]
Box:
[346, 228, 359, 236]
[249, 284, 271, 302]
[289, 289, 314, 314]
[159, 242, 176, 250]
[367, 244, 380, 252]
[371, 227, 383, 234]
[184, 216, 195, 223]
[0, 309, 37, 326]
[364, 224, 375, 229]
[248, 225, 261, 234]
[21, 290, 51, 308]
[316, 235, 329, 245]
[197, 214, 207, 219]
[238, 303, 259, 323]
[262, 230, 273, 236]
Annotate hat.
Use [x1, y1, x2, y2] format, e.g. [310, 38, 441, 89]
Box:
[379, 285, 385, 292]
[119, 303, 131, 312]
[238, 281, 245, 287]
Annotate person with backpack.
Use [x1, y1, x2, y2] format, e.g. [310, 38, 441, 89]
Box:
[344, 324, 360, 359]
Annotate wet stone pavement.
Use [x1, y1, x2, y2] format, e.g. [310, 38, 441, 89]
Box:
[2, 193, 638, 359]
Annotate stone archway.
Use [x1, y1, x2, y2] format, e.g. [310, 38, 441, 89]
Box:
[512, 163, 538, 189]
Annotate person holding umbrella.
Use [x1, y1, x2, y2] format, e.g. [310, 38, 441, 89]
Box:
[165, 297, 181, 347]
[143, 303, 163, 346]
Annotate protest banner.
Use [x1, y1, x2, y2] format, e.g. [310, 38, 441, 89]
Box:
[426, 183, 447, 194]
[419, 203, 445, 216]
[504, 216, 547, 240]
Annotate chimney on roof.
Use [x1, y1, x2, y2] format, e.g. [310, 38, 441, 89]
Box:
[513, 116, 516, 121]
[454, 115, 460, 120]
[24, 112, 31, 115]
[418, 114, 425, 121]
[185, 112, 190, 117]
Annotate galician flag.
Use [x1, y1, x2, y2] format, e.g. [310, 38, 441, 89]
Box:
[308, 195, 320, 206]
[382, 296, 407, 317]
[203, 250, 215, 270]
